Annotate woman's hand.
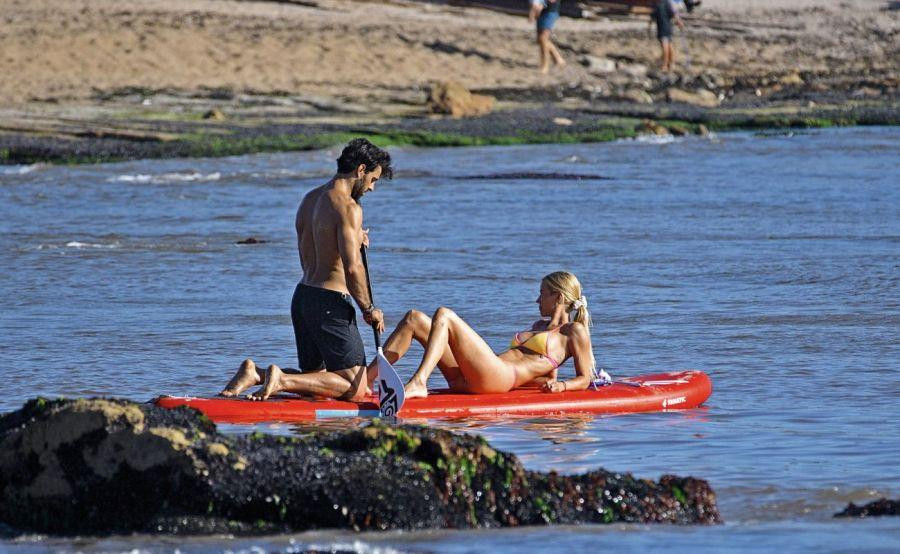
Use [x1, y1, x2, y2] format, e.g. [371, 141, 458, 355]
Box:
[542, 380, 567, 393]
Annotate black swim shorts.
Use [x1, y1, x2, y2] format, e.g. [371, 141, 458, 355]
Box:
[656, 15, 673, 40]
[654, 5, 674, 40]
[291, 283, 366, 371]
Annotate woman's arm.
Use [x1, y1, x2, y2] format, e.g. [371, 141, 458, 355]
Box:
[542, 323, 593, 393]
[518, 370, 557, 388]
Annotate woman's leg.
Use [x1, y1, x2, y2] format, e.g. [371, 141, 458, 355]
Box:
[405, 307, 514, 399]
[373, 310, 466, 390]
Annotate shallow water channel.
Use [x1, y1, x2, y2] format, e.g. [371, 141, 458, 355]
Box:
[2, 127, 898, 552]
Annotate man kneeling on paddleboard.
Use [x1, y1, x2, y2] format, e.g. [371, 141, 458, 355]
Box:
[219, 138, 391, 402]
[376, 271, 611, 398]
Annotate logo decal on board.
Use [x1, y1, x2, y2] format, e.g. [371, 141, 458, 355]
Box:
[662, 396, 686, 408]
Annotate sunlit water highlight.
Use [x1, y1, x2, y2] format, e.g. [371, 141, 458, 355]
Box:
[1, 127, 898, 552]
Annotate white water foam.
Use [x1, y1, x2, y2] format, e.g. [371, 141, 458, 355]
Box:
[294, 541, 403, 554]
[560, 154, 588, 163]
[63, 241, 120, 249]
[619, 134, 682, 145]
[108, 172, 221, 184]
[1, 164, 41, 175]
[249, 169, 330, 179]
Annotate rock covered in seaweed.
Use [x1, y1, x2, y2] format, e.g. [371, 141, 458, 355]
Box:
[834, 498, 899, 518]
[0, 397, 720, 535]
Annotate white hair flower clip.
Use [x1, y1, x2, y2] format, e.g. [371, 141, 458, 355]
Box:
[571, 296, 587, 311]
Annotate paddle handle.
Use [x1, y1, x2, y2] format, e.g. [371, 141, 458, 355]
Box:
[359, 245, 382, 349]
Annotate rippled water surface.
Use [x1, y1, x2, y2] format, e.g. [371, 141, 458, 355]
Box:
[2, 128, 898, 552]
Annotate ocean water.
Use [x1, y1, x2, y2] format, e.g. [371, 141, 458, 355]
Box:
[1, 127, 898, 552]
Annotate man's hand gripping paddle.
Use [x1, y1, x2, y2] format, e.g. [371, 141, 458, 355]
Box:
[360, 246, 405, 417]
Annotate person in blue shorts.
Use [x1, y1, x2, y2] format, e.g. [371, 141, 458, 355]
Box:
[529, 0, 565, 73]
[651, 0, 686, 72]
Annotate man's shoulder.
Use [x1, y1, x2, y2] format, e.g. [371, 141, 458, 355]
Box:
[302, 188, 360, 232]
[303, 185, 358, 212]
[299, 184, 326, 208]
[329, 192, 362, 220]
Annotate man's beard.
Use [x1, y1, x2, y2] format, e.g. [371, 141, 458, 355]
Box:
[351, 180, 366, 201]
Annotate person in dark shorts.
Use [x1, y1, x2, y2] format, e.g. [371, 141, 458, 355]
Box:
[291, 283, 366, 372]
[219, 138, 392, 401]
[529, 0, 565, 73]
[651, 0, 686, 72]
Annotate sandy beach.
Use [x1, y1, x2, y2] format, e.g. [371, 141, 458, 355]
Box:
[0, 0, 897, 162]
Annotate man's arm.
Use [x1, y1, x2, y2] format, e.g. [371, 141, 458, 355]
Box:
[670, 0, 686, 28]
[528, 0, 542, 23]
[336, 202, 384, 331]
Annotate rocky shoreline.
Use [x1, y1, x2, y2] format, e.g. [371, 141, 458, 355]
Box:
[0, 0, 895, 165]
[0, 397, 720, 536]
[1, 84, 894, 166]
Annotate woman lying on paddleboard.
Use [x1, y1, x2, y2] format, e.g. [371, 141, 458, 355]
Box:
[379, 271, 608, 399]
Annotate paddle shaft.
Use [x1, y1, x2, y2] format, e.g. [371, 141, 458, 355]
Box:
[359, 245, 381, 348]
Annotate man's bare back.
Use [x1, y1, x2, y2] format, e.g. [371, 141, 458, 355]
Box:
[296, 182, 364, 296]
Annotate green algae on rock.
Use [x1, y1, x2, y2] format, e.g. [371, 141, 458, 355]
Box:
[0, 397, 720, 535]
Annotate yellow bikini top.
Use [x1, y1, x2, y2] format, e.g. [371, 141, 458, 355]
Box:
[510, 326, 561, 369]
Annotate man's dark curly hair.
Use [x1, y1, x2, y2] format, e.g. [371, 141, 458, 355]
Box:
[336, 138, 393, 179]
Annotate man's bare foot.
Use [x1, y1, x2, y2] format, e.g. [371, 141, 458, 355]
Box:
[539, 64, 550, 74]
[220, 359, 262, 397]
[248, 364, 283, 401]
[404, 379, 429, 400]
[554, 58, 566, 67]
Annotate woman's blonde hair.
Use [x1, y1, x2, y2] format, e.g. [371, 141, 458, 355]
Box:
[542, 271, 592, 328]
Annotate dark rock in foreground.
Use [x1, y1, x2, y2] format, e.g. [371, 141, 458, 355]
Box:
[834, 498, 900, 518]
[0, 398, 719, 536]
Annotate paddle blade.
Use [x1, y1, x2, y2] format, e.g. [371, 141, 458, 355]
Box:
[376, 348, 405, 417]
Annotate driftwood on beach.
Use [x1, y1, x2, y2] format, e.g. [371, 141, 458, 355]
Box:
[0, 397, 720, 536]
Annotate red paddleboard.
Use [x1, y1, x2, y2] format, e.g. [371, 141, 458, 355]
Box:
[154, 370, 711, 423]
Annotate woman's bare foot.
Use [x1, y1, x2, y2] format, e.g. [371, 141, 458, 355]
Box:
[248, 364, 283, 401]
[539, 64, 550, 74]
[403, 379, 429, 400]
[220, 359, 262, 397]
[554, 58, 566, 68]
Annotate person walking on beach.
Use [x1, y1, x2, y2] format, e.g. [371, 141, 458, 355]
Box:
[529, 0, 566, 73]
[651, 0, 686, 72]
[219, 138, 392, 401]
